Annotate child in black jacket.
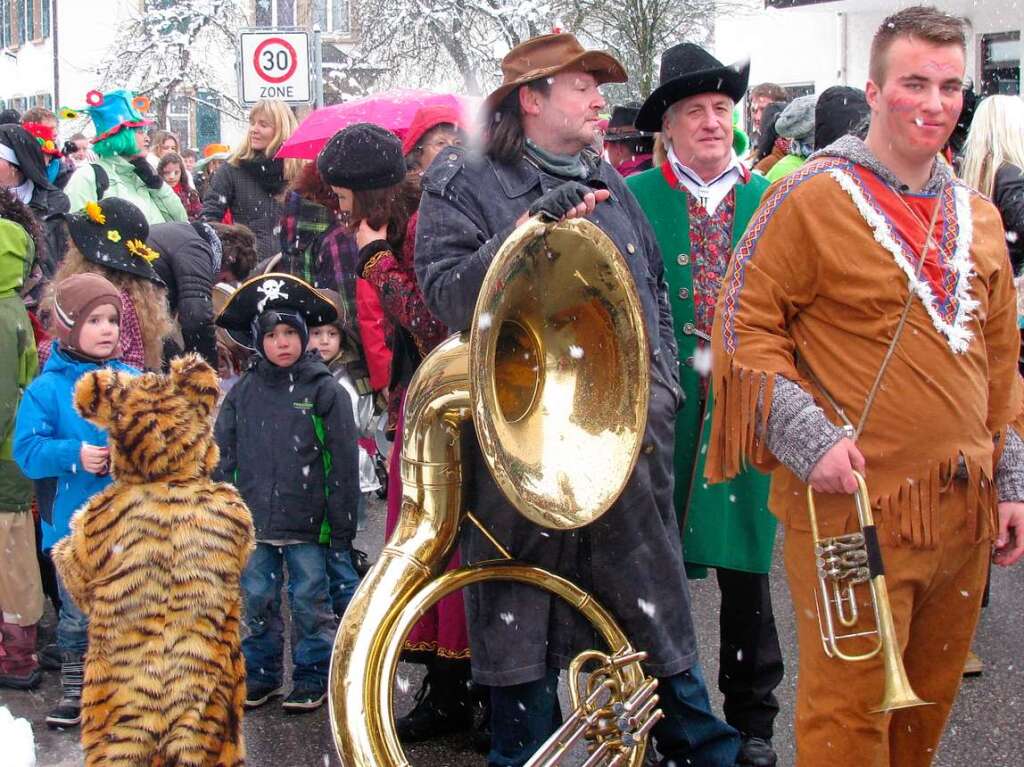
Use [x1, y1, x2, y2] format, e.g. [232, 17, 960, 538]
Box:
[213, 273, 358, 712]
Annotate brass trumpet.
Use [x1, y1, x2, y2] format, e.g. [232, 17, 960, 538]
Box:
[329, 217, 663, 766]
[807, 470, 932, 713]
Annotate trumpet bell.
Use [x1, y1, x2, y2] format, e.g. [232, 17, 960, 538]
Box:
[470, 218, 650, 530]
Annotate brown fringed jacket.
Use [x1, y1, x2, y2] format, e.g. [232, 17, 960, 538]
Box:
[707, 150, 1024, 548]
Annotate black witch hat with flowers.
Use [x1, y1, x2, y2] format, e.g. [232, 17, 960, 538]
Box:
[65, 197, 164, 285]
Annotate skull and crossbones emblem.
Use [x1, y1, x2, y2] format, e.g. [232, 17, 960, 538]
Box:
[256, 279, 289, 313]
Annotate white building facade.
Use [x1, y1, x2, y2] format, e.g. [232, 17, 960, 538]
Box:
[1, 0, 357, 149]
[717, 0, 1022, 119]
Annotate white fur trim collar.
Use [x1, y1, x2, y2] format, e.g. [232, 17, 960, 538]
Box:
[828, 168, 978, 354]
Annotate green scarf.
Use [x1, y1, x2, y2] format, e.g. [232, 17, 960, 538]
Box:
[524, 138, 593, 180]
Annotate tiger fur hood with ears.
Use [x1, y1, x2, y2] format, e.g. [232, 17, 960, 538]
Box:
[52, 354, 255, 767]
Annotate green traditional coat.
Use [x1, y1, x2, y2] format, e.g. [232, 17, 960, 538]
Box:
[627, 164, 776, 575]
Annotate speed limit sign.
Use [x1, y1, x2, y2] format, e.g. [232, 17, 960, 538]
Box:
[240, 31, 311, 104]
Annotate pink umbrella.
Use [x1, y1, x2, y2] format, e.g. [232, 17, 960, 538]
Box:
[276, 89, 469, 160]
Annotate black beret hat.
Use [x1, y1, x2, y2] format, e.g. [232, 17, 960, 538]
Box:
[316, 122, 407, 191]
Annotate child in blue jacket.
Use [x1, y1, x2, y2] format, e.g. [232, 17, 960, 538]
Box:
[13, 272, 137, 728]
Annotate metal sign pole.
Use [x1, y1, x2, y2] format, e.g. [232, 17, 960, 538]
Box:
[313, 25, 325, 109]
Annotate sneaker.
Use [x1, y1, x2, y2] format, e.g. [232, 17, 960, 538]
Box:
[244, 682, 285, 708]
[282, 687, 327, 712]
[46, 697, 82, 728]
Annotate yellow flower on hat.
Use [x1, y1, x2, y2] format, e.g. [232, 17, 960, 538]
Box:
[126, 239, 160, 263]
[59, 107, 79, 120]
[107, 230, 122, 243]
[85, 201, 106, 225]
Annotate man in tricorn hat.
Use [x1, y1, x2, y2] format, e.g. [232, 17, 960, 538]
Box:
[604, 103, 655, 177]
[415, 32, 740, 767]
[627, 43, 783, 767]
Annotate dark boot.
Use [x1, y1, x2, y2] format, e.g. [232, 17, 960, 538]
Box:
[46, 652, 84, 727]
[395, 657, 474, 742]
[0, 622, 41, 690]
[736, 734, 778, 766]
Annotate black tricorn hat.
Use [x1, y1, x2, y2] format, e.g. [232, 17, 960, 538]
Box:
[215, 272, 337, 332]
[635, 43, 750, 132]
[66, 197, 163, 284]
[604, 104, 651, 142]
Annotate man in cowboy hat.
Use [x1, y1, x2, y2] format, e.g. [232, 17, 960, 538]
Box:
[415, 32, 740, 767]
[604, 103, 654, 177]
[627, 43, 783, 767]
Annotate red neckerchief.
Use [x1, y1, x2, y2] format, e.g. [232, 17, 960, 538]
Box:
[855, 167, 949, 301]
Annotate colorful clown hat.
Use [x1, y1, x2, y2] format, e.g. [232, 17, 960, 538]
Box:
[62, 89, 153, 144]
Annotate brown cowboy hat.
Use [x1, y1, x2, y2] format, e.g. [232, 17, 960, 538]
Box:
[483, 33, 627, 114]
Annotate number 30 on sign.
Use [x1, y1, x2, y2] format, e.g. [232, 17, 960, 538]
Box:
[240, 31, 311, 104]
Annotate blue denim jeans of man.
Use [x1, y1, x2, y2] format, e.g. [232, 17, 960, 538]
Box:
[241, 542, 337, 692]
[54, 559, 88, 657]
[326, 545, 361, 618]
[487, 664, 739, 767]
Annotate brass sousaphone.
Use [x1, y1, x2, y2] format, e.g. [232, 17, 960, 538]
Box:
[329, 216, 664, 766]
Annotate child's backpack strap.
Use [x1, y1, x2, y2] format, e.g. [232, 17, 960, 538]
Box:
[91, 164, 110, 200]
[312, 413, 333, 544]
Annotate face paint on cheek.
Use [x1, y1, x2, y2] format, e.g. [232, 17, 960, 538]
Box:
[887, 96, 919, 114]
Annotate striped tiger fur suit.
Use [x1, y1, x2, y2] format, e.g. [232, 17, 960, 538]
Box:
[53, 354, 255, 766]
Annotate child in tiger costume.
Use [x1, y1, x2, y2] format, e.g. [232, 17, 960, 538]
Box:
[52, 353, 255, 766]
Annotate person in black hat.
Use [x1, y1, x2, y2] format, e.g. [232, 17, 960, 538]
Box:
[213, 272, 359, 714]
[52, 197, 172, 372]
[0, 124, 70, 294]
[416, 31, 740, 767]
[627, 42, 784, 767]
[604, 103, 655, 177]
[813, 86, 870, 153]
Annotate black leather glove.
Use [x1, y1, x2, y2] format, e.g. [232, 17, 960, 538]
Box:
[128, 156, 165, 190]
[528, 181, 594, 222]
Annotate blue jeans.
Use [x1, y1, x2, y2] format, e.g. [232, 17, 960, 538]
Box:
[325, 544, 361, 618]
[54, 566, 88, 658]
[488, 664, 739, 767]
[241, 542, 337, 691]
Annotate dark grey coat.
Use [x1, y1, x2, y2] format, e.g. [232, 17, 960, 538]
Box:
[415, 147, 694, 686]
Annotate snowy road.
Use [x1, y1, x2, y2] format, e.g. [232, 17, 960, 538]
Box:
[4, 492, 1021, 766]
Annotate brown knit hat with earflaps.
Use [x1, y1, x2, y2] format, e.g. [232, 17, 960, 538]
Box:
[53, 273, 122, 355]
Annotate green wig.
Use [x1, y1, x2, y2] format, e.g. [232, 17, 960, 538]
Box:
[93, 127, 142, 158]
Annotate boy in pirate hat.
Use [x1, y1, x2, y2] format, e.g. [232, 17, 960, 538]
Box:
[213, 272, 359, 712]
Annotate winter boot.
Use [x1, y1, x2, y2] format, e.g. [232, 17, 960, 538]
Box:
[0, 621, 41, 690]
[46, 652, 84, 727]
[395, 657, 474, 742]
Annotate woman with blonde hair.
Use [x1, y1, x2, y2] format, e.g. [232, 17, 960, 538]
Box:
[961, 94, 1024, 273]
[201, 100, 303, 259]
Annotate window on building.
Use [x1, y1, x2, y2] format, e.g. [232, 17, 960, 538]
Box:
[314, 0, 351, 36]
[41, 0, 49, 38]
[255, 0, 296, 27]
[1, 2, 9, 49]
[982, 31, 1021, 96]
[17, 0, 27, 43]
[31, 92, 52, 109]
[168, 91, 192, 148]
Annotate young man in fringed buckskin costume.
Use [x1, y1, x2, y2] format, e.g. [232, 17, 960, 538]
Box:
[707, 7, 1024, 766]
[627, 44, 783, 767]
[415, 32, 740, 767]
